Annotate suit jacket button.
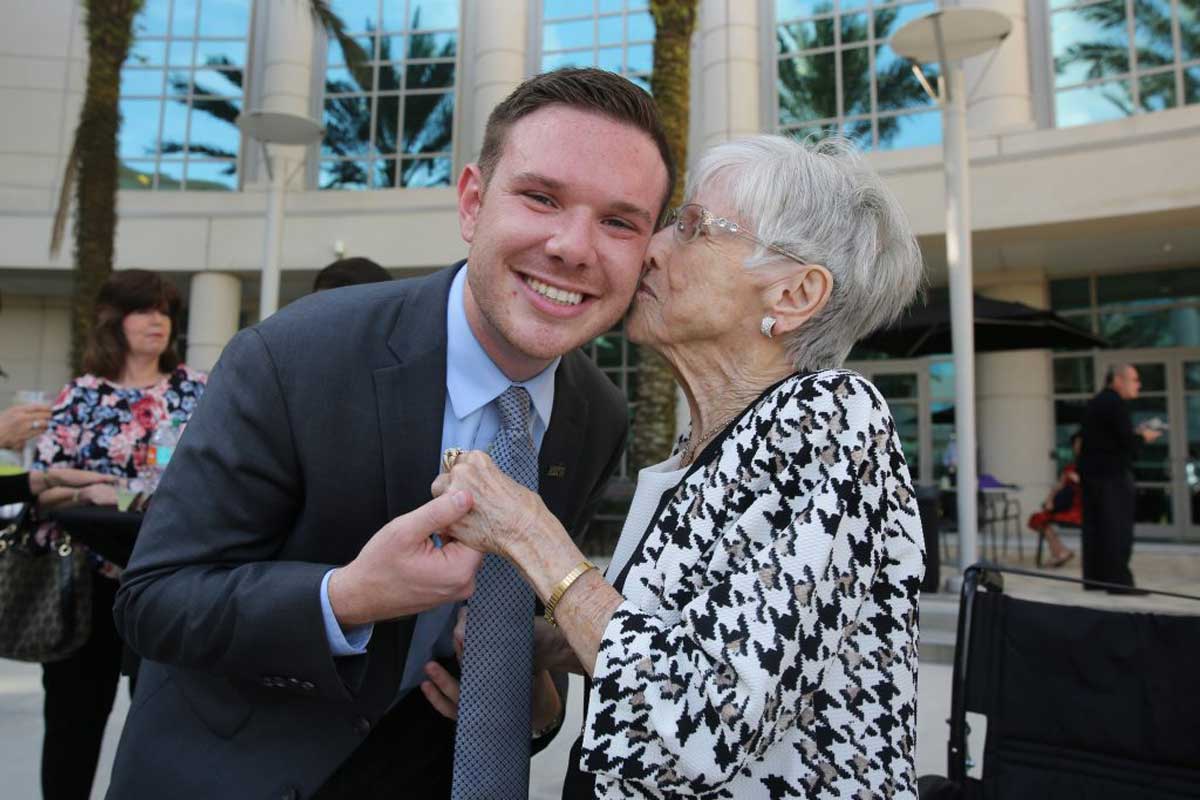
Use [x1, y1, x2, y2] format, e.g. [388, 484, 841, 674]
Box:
[279, 788, 298, 800]
[353, 717, 371, 735]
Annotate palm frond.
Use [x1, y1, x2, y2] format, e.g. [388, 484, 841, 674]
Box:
[49, 129, 81, 257]
[308, 0, 373, 91]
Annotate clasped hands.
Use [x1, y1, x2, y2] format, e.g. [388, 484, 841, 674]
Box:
[327, 451, 552, 626]
[326, 452, 564, 731]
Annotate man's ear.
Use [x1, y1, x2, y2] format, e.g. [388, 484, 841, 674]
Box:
[457, 163, 485, 244]
[764, 263, 833, 337]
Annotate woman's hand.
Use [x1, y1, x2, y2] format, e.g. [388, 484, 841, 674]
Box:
[29, 468, 116, 496]
[430, 450, 549, 557]
[0, 403, 51, 449]
[75, 483, 118, 507]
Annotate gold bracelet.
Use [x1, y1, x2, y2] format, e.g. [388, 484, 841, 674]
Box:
[543, 559, 597, 627]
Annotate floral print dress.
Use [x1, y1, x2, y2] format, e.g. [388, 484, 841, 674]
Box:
[33, 366, 207, 577]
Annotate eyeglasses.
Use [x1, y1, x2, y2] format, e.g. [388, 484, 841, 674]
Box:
[663, 203, 808, 265]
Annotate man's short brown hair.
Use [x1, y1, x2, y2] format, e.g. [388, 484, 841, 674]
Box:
[478, 68, 675, 219]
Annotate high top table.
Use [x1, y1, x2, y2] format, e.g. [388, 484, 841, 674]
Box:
[48, 506, 142, 568]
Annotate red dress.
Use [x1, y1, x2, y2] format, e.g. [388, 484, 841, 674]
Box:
[1028, 463, 1083, 530]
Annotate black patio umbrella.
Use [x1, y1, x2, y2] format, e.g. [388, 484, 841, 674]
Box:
[859, 294, 1107, 357]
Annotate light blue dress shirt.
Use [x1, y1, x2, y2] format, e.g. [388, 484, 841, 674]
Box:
[319, 267, 559, 693]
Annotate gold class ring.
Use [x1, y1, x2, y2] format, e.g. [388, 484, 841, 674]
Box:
[441, 447, 463, 473]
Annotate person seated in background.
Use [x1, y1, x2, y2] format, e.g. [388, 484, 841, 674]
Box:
[1027, 431, 1082, 568]
[311, 256, 392, 292]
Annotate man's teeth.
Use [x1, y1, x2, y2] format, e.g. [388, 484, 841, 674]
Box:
[525, 277, 583, 306]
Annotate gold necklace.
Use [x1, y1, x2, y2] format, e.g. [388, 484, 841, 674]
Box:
[680, 410, 741, 465]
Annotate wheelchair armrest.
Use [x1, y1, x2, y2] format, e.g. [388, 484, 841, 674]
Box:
[918, 774, 962, 800]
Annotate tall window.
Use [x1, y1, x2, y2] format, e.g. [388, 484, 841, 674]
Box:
[119, 0, 250, 190]
[538, 0, 655, 90]
[774, 0, 942, 151]
[1051, 0, 1200, 127]
[320, 0, 459, 189]
[1050, 268, 1200, 349]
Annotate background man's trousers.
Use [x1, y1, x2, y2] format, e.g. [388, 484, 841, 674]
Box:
[1081, 472, 1136, 588]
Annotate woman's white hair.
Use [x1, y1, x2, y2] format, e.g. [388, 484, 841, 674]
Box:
[686, 134, 924, 372]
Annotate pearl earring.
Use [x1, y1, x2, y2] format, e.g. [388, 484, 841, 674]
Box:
[760, 316, 777, 338]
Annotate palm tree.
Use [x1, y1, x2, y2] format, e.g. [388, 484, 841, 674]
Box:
[51, 0, 367, 372]
[50, 0, 143, 373]
[627, 0, 697, 472]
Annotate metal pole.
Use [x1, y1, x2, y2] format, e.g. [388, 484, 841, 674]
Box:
[259, 149, 285, 321]
[944, 61, 979, 575]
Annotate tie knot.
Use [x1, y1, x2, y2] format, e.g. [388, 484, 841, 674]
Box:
[495, 385, 532, 433]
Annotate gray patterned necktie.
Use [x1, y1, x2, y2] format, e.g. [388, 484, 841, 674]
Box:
[451, 386, 537, 799]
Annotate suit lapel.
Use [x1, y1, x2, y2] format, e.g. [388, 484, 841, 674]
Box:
[373, 267, 457, 521]
[371, 265, 457, 680]
[538, 358, 587, 535]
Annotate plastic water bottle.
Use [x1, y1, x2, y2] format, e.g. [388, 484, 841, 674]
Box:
[144, 419, 181, 494]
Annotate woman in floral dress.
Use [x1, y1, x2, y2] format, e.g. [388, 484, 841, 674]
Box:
[31, 269, 206, 800]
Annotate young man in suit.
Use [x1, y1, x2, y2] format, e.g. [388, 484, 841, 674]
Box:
[109, 68, 674, 799]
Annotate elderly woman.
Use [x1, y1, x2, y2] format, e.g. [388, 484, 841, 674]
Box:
[32, 269, 207, 800]
[430, 135, 925, 798]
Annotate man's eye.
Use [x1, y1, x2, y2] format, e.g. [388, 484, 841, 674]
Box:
[604, 218, 637, 232]
[524, 192, 555, 206]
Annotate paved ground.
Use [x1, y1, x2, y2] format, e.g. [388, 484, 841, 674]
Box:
[936, 532, 1200, 613]
[1, 532, 1193, 798]
[0, 658, 968, 799]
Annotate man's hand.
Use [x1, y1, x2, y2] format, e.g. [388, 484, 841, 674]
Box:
[327, 491, 482, 627]
[421, 605, 563, 732]
[1138, 426, 1163, 443]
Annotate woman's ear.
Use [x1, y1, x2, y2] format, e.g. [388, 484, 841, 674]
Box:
[763, 263, 833, 337]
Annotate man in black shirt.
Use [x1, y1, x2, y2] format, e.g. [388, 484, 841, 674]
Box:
[1078, 364, 1162, 592]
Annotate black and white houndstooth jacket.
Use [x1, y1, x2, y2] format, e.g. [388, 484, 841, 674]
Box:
[579, 370, 925, 799]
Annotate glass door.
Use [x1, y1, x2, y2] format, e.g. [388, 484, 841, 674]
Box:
[851, 361, 930, 486]
[1094, 354, 1174, 538]
[1094, 350, 1200, 541]
[1180, 358, 1200, 540]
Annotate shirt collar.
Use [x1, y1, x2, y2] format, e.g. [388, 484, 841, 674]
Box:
[445, 266, 559, 428]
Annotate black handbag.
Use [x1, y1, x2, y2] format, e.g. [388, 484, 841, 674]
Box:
[0, 505, 92, 663]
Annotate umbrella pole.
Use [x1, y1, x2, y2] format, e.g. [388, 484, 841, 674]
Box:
[943, 61, 979, 582]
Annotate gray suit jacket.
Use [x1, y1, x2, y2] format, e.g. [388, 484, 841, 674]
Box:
[109, 265, 627, 799]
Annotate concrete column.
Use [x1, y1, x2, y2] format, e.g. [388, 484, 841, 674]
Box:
[186, 273, 242, 373]
[464, 0, 529, 163]
[698, 0, 760, 149]
[976, 276, 1055, 538]
[961, 0, 1035, 134]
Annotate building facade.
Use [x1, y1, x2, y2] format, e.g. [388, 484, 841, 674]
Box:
[1, 0, 1198, 539]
